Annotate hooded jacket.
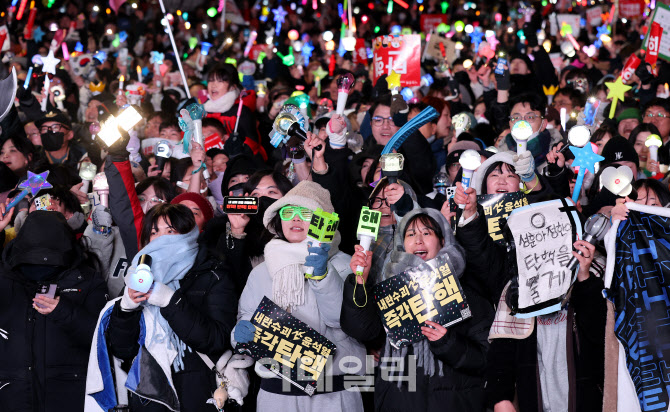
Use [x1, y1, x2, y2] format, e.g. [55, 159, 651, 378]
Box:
[0, 211, 108, 412]
[341, 208, 494, 412]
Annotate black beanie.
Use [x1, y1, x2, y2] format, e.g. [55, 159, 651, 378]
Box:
[600, 136, 640, 168]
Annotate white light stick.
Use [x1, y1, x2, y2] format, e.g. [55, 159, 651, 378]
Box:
[452, 112, 471, 139]
[97, 106, 143, 147]
[118, 75, 124, 96]
[336, 73, 355, 115]
[560, 107, 567, 132]
[244, 31, 257, 58]
[79, 162, 98, 193]
[511, 120, 533, 154]
[157, 0, 191, 98]
[458, 149, 482, 209]
[92, 172, 109, 207]
[645, 134, 663, 176]
[41, 76, 50, 112]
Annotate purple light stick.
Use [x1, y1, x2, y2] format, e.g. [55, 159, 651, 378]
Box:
[5, 171, 52, 215]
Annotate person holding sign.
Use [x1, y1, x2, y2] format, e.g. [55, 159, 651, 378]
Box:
[233, 181, 365, 411]
[342, 208, 493, 412]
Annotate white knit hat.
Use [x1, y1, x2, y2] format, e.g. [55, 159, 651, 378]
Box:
[263, 181, 335, 234]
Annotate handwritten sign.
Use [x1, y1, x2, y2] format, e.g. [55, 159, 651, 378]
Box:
[424, 34, 455, 62]
[307, 208, 339, 243]
[236, 297, 337, 396]
[506, 199, 582, 317]
[642, 3, 670, 63]
[372, 34, 421, 87]
[372, 254, 470, 349]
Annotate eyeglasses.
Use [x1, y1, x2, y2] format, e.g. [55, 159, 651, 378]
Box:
[509, 114, 543, 123]
[368, 197, 390, 209]
[645, 113, 670, 119]
[138, 195, 166, 205]
[39, 124, 70, 133]
[371, 116, 394, 126]
[279, 205, 313, 221]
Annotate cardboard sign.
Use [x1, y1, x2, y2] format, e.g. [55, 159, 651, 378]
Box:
[507, 198, 582, 317]
[372, 34, 421, 87]
[586, 6, 603, 27]
[356, 206, 382, 240]
[549, 14, 581, 37]
[643, 4, 670, 63]
[236, 297, 337, 396]
[451, 193, 529, 244]
[307, 208, 339, 243]
[420, 14, 448, 34]
[353, 38, 367, 65]
[372, 254, 471, 349]
[619, 0, 645, 18]
[424, 34, 455, 63]
[223, 196, 259, 214]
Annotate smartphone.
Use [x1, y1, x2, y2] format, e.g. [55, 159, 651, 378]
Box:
[33, 194, 52, 211]
[35, 284, 57, 309]
[494, 52, 508, 76]
[223, 196, 259, 214]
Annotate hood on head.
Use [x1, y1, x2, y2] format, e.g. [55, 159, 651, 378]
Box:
[472, 151, 515, 195]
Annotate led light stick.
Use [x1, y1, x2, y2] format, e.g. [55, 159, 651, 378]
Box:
[355, 206, 381, 276]
[118, 75, 124, 96]
[336, 72, 355, 115]
[458, 149, 482, 209]
[645, 134, 663, 176]
[77, 161, 97, 194]
[380, 153, 404, 185]
[61, 42, 69, 61]
[244, 31, 257, 57]
[40, 50, 60, 112]
[583, 97, 599, 126]
[381, 106, 439, 155]
[452, 112, 471, 139]
[4, 171, 52, 215]
[605, 77, 632, 119]
[92, 172, 109, 207]
[157, 0, 190, 98]
[96, 106, 143, 147]
[305, 208, 339, 278]
[23, 67, 32, 89]
[511, 120, 533, 154]
[560, 107, 567, 132]
[178, 101, 206, 154]
[566, 213, 611, 271]
[136, 66, 142, 83]
[560, 125, 591, 154]
[155, 140, 173, 172]
[24, 7, 37, 39]
[570, 143, 604, 203]
[269, 104, 307, 147]
[601, 165, 635, 197]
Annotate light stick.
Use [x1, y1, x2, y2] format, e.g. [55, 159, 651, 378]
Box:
[96, 106, 143, 147]
[79, 162, 97, 193]
[23, 67, 32, 89]
[458, 149, 482, 209]
[136, 66, 142, 83]
[355, 206, 381, 276]
[118, 75, 124, 96]
[4, 171, 52, 215]
[511, 120, 533, 154]
[157, 0, 190, 98]
[305, 208, 340, 277]
[244, 31, 257, 57]
[645, 134, 663, 176]
[570, 143, 604, 203]
[336, 73, 355, 115]
[605, 77, 632, 119]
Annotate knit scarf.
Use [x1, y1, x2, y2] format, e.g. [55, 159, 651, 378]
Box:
[133, 227, 199, 371]
[264, 235, 340, 311]
[204, 89, 239, 114]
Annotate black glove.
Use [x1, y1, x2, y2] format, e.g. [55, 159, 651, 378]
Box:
[16, 84, 33, 103]
[224, 132, 245, 158]
[636, 62, 654, 85]
[390, 94, 409, 127]
[495, 64, 511, 91]
[523, 23, 538, 48]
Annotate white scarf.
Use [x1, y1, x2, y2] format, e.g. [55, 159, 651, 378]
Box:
[204, 89, 240, 114]
[264, 238, 310, 311]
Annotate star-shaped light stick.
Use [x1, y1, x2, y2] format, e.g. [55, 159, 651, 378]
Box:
[32, 26, 45, 42]
[469, 29, 484, 53]
[570, 143, 604, 203]
[5, 171, 53, 215]
[272, 6, 287, 36]
[301, 41, 314, 66]
[312, 65, 328, 95]
[387, 70, 401, 94]
[40, 50, 60, 112]
[605, 77, 632, 118]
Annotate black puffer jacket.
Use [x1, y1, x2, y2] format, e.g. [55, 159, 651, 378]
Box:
[0, 211, 108, 412]
[107, 242, 238, 411]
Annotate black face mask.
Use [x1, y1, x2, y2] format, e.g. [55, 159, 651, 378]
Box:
[19, 264, 61, 281]
[41, 131, 65, 151]
[249, 196, 277, 226]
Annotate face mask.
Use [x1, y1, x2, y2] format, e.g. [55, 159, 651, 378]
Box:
[176, 181, 208, 194]
[19, 264, 61, 281]
[41, 131, 65, 151]
[249, 196, 277, 226]
[476, 116, 489, 125]
[208, 172, 225, 205]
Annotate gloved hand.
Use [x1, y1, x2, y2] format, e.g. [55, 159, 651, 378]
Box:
[495, 63, 511, 91]
[225, 132, 244, 157]
[147, 282, 175, 308]
[234, 320, 257, 344]
[92, 205, 113, 234]
[305, 243, 331, 280]
[120, 286, 141, 312]
[523, 24, 538, 48]
[390, 94, 409, 127]
[126, 129, 142, 163]
[513, 151, 536, 182]
[636, 63, 654, 86]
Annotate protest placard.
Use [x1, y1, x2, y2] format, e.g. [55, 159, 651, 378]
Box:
[506, 198, 582, 317]
[420, 14, 448, 34]
[549, 14, 581, 37]
[424, 33, 455, 63]
[373, 34, 421, 87]
[373, 254, 470, 349]
[236, 296, 337, 396]
[642, 3, 670, 62]
[450, 192, 528, 244]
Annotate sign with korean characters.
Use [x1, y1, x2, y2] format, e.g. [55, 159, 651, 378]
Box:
[353, 38, 368, 65]
[420, 14, 448, 34]
[619, 0, 645, 19]
[479, 192, 529, 244]
[357, 206, 382, 240]
[549, 14, 581, 37]
[235, 297, 337, 396]
[506, 198, 582, 318]
[372, 34, 421, 88]
[424, 33, 455, 62]
[642, 3, 670, 63]
[307, 208, 339, 243]
[372, 254, 471, 349]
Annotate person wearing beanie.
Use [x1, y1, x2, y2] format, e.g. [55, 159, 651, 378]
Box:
[600, 135, 640, 178]
[221, 155, 259, 196]
[232, 181, 365, 412]
[171, 192, 215, 231]
[616, 107, 641, 139]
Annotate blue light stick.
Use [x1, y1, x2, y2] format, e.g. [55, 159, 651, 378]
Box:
[381, 106, 439, 155]
[570, 144, 604, 203]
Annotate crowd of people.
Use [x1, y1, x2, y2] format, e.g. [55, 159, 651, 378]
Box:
[0, 0, 668, 411]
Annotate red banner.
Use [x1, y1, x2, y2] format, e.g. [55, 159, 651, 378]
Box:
[619, 0, 645, 18]
[420, 14, 448, 34]
[646, 22, 662, 66]
[372, 35, 421, 88]
[353, 38, 367, 65]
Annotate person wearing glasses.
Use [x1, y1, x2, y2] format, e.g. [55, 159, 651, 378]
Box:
[233, 181, 365, 412]
[501, 93, 554, 167]
[35, 110, 87, 174]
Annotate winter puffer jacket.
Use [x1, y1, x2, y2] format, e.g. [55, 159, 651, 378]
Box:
[0, 211, 108, 412]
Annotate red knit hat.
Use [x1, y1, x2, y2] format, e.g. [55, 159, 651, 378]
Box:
[171, 192, 215, 223]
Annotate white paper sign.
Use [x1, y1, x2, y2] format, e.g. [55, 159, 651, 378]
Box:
[643, 3, 670, 62]
[507, 199, 582, 314]
[549, 14, 581, 37]
[586, 6, 603, 27]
